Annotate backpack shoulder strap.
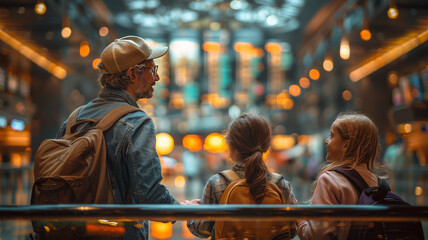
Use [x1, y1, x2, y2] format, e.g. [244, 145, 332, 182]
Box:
[269, 172, 283, 185]
[95, 105, 141, 131]
[65, 106, 84, 135]
[219, 170, 241, 183]
[331, 166, 369, 193]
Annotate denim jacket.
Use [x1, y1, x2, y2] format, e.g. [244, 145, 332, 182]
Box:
[57, 87, 178, 239]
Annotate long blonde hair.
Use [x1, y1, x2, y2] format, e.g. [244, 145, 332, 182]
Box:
[312, 113, 381, 193]
[225, 113, 271, 204]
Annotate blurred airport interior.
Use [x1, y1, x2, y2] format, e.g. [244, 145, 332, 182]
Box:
[0, 0, 428, 239]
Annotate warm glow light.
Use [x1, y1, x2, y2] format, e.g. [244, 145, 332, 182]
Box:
[11, 153, 22, 167]
[415, 186, 423, 196]
[342, 90, 352, 101]
[234, 42, 253, 53]
[403, 123, 412, 134]
[323, 57, 334, 72]
[388, 7, 399, 19]
[156, 133, 174, 155]
[99, 27, 109, 37]
[175, 175, 186, 188]
[309, 68, 320, 80]
[360, 29, 371, 41]
[204, 133, 228, 153]
[289, 85, 301, 97]
[340, 38, 350, 60]
[275, 92, 294, 109]
[350, 29, 428, 82]
[280, 98, 293, 110]
[265, 42, 282, 54]
[34, 2, 46, 15]
[183, 135, 203, 152]
[388, 71, 399, 86]
[299, 77, 310, 88]
[61, 27, 72, 38]
[86, 224, 125, 237]
[203, 42, 222, 53]
[92, 58, 101, 69]
[52, 66, 67, 79]
[0, 29, 67, 79]
[151, 222, 173, 239]
[80, 41, 90, 57]
[298, 135, 310, 146]
[272, 135, 295, 150]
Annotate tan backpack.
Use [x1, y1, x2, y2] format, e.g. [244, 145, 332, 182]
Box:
[31, 105, 140, 205]
[215, 170, 292, 240]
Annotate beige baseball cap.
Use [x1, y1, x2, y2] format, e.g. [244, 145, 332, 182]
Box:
[99, 36, 168, 74]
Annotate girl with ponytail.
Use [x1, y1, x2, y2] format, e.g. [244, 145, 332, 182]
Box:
[187, 113, 297, 239]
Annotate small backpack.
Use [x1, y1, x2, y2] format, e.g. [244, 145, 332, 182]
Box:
[30, 105, 140, 239]
[214, 170, 293, 240]
[332, 166, 424, 240]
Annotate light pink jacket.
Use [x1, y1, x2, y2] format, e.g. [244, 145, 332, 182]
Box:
[298, 164, 378, 240]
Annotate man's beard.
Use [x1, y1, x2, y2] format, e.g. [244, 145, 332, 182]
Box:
[134, 86, 153, 99]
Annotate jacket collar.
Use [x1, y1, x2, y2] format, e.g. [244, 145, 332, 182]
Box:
[99, 87, 139, 108]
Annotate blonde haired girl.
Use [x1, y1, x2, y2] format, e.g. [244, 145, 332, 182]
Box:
[298, 113, 383, 240]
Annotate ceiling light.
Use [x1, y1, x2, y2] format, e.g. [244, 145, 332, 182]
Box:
[230, 0, 249, 10]
[145, 0, 160, 9]
[127, 0, 145, 10]
[236, 10, 254, 23]
[61, 17, 71, 39]
[360, 28, 371, 41]
[181, 10, 198, 22]
[266, 15, 278, 26]
[309, 68, 320, 80]
[34, 0, 46, 15]
[340, 37, 350, 60]
[387, 1, 399, 19]
[99, 26, 109, 37]
[323, 57, 333, 72]
[80, 41, 90, 58]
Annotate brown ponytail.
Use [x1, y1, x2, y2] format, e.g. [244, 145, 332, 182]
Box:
[225, 113, 271, 204]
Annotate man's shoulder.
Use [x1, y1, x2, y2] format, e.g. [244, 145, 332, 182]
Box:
[80, 103, 151, 128]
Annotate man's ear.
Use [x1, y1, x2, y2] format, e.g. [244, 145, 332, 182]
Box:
[127, 68, 135, 81]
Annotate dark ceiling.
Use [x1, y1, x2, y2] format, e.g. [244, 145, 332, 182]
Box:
[0, 0, 427, 80]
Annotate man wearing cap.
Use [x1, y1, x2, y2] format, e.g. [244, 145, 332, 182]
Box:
[56, 36, 180, 239]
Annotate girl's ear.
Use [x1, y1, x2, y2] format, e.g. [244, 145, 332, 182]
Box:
[343, 140, 350, 150]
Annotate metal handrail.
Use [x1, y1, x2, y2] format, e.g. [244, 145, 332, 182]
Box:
[1, 204, 427, 222]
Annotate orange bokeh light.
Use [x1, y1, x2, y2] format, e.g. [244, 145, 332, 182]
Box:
[360, 29, 371, 41]
[151, 222, 173, 239]
[204, 133, 228, 153]
[183, 135, 203, 152]
[342, 90, 352, 101]
[299, 77, 310, 89]
[92, 58, 101, 69]
[289, 84, 301, 97]
[309, 69, 320, 80]
[265, 42, 282, 54]
[80, 41, 90, 58]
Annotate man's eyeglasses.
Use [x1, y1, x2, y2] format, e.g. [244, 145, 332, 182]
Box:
[134, 64, 158, 75]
